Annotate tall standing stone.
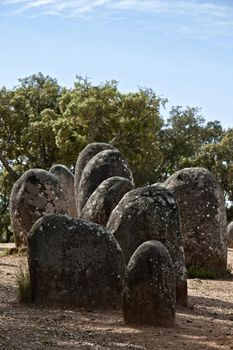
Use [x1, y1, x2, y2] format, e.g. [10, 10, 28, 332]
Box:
[163, 167, 227, 274]
[227, 222, 233, 248]
[50, 164, 77, 218]
[107, 185, 187, 306]
[28, 215, 125, 308]
[78, 149, 134, 215]
[10, 169, 67, 248]
[80, 176, 134, 226]
[122, 240, 176, 327]
[75, 143, 116, 215]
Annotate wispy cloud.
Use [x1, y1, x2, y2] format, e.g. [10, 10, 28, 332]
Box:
[4, 0, 113, 15]
[2, 0, 233, 40]
[2, 0, 232, 16]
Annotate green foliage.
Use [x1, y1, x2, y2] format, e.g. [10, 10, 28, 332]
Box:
[0, 247, 18, 257]
[184, 128, 233, 212]
[157, 106, 205, 179]
[187, 265, 232, 279]
[187, 266, 218, 279]
[0, 72, 233, 235]
[158, 107, 233, 220]
[15, 263, 32, 303]
[0, 194, 11, 242]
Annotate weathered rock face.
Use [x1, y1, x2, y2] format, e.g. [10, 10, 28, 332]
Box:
[107, 185, 187, 306]
[50, 164, 77, 218]
[10, 169, 67, 248]
[80, 176, 134, 226]
[78, 149, 134, 215]
[28, 215, 125, 308]
[122, 240, 176, 327]
[227, 222, 233, 248]
[75, 143, 116, 215]
[163, 167, 227, 274]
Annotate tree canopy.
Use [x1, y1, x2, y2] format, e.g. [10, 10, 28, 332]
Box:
[0, 73, 232, 240]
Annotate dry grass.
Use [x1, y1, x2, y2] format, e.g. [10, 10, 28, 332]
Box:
[15, 262, 32, 303]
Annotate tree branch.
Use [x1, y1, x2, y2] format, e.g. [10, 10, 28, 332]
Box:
[0, 153, 19, 180]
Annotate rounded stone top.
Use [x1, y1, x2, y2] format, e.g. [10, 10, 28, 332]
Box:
[110, 183, 176, 205]
[10, 168, 67, 247]
[49, 164, 77, 218]
[122, 240, 176, 327]
[10, 168, 66, 209]
[15, 168, 62, 184]
[28, 214, 125, 273]
[29, 214, 123, 254]
[227, 221, 233, 233]
[28, 214, 125, 308]
[163, 167, 227, 274]
[80, 176, 134, 226]
[227, 221, 233, 247]
[164, 167, 220, 190]
[107, 184, 178, 237]
[128, 240, 174, 268]
[75, 142, 116, 185]
[78, 149, 134, 213]
[50, 164, 74, 177]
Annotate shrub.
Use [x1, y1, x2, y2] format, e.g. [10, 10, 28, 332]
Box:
[15, 263, 32, 303]
[187, 265, 232, 279]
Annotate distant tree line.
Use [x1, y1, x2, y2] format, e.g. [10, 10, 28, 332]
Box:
[0, 73, 232, 240]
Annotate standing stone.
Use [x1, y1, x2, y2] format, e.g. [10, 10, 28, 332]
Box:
[78, 149, 134, 215]
[122, 240, 176, 327]
[75, 143, 116, 215]
[227, 222, 233, 248]
[107, 185, 187, 306]
[28, 215, 125, 308]
[80, 176, 134, 226]
[10, 169, 67, 248]
[50, 164, 77, 218]
[163, 167, 227, 274]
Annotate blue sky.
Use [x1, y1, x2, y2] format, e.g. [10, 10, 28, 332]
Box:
[0, 0, 233, 128]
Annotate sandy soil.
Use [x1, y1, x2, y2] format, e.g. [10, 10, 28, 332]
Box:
[0, 246, 232, 350]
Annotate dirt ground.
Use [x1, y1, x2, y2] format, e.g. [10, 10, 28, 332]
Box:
[0, 245, 232, 350]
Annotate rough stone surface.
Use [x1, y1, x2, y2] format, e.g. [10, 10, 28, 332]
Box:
[50, 164, 77, 218]
[122, 240, 176, 327]
[227, 222, 233, 248]
[28, 215, 125, 308]
[75, 143, 116, 215]
[80, 176, 134, 226]
[10, 169, 67, 248]
[78, 149, 134, 215]
[107, 185, 187, 306]
[163, 167, 227, 274]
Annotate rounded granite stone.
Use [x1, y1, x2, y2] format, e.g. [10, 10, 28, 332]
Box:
[107, 184, 187, 306]
[28, 215, 125, 308]
[227, 222, 233, 248]
[78, 149, 134, 215]
[10, 169, 67, 248]
[163, 167, 227, 274]
[50, 164, 77, 218]
[122, 240, 176, 327]
[80, 176, 134, 226]
[75, 143, 116, 215]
